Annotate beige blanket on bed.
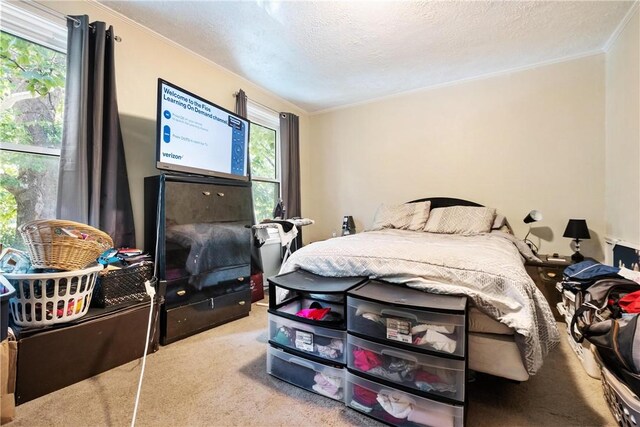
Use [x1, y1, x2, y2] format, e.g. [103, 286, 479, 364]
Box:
[280, 229, 560, 375]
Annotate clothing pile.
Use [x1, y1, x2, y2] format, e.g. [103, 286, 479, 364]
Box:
[272, 325, 344, 360]
[270, 355, 344, 400]
[313, 372, 343, 400]
[352, 347, 456, 395]
[352, 306, 458, 354]
[350, 385, 454, 427]
[295, 301, 343, 323]
[562, 260, 640, 321]
[564, 260, 640, 397]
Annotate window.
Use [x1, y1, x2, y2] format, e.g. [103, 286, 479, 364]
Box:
[248, 102, 280, 222]
[0, 4, 67, 248]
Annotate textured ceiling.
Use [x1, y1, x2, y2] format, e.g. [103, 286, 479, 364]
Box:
[98, 0, 634, 113]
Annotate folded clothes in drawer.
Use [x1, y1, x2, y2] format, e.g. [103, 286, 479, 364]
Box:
[347, 334, 465, 402]
[347, 296, 465, 357]
[272, 297, 346, 327]
[267, 345, 345, 402]
[269, 313, 347, 364]
[345, 372, 463, 427]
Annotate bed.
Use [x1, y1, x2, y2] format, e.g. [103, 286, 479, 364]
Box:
[279, 198, 561, 381]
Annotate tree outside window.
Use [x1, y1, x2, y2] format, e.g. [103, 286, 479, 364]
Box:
[248, 104, 280, 222]
[0, 31, 66, 248]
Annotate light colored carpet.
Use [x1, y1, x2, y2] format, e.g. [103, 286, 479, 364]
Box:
[8, 301, 614, 426]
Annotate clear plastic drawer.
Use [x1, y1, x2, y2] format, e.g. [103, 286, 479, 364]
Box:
[347, 334, 465, 402]
[269, 313, 347, 364]
[345, 372, 464, 427]
[347, 296, 465, 357]
[267, 345, 346, 402]
[272, 296, 347, 328]
[345, 371, 464, 427]
[268, 270, 366, 328]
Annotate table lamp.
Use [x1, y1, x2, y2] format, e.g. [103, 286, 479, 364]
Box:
[563, 219, 590, 262]
[523, 210, 542, 253]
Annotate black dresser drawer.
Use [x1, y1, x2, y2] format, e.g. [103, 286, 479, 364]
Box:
[162, 288, 251, 344]
[164, 269, 250, 308]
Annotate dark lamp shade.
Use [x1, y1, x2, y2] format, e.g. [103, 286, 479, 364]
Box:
[523, 210, 543, 224]
[563, 219, 591, 240]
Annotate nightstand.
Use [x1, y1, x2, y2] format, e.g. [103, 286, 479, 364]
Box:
[525, 254, 573, 321]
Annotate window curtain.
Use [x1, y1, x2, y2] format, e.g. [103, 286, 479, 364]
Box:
[235, 89, 247, 119]
[235, 88, 263, 273]
[56, 16, 135, 248]
[280, 112, 302, 249]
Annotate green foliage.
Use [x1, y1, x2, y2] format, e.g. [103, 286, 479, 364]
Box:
[0, 31, 65, 149]
[249, 122, 279, 221]
[250, 123, 276, 180]
[0, 184, 18, 248]
[0, 31, 66, 247]
[0, 32, 66, 98]
[252, 181, 278, 222]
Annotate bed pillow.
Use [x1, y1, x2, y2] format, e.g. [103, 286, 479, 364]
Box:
[423, 206, 496, 235]
[370, 201, 431, 231]
[492, 214, 506, 229]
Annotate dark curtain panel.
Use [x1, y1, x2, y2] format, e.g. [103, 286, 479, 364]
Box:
[57, 16, 135, 248]
[235, 89, 263, 273]
[280, 112, 302, 249]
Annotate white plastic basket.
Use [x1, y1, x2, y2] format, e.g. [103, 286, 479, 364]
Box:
[4, 264, 102, 327]
[596, 348, 640, 426]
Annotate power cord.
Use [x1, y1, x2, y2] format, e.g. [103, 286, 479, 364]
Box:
[131, 176, 163, 427]
[130, 280, 156, 427]
[523, 228, 539, 254]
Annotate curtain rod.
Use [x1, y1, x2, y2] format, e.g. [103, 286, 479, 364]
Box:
[20, 0, 122, 42]
[234, 92, 280, 115]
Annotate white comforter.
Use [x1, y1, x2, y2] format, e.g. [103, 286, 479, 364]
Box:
[280, 229, 560, 374]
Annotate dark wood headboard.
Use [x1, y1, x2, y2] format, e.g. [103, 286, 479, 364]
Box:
[407, 197, 484, 208]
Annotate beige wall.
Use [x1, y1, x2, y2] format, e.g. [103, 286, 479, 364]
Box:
[39, 1, 635, 262]
[605, 6, 640, 247]
[307, 55, 607, 259]
[46, 1, 309, 249]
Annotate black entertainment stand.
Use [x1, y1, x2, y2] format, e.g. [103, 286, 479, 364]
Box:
[144, 173, 253, 344]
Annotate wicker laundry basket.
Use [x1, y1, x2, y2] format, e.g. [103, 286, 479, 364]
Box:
[19, 219, 113, 271]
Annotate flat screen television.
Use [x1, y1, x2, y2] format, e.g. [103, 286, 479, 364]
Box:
[156, 79, 249, 181]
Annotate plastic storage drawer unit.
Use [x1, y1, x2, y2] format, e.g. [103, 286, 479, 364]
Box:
[345, 371, 463, 427]
[269, 269, 367, 329]
[347, 281, 467, 357]
[555, 283, 600, 379]
[347, 334, 465, 402]
[269, 313, 347, 364]
[267, 345, 346, 402]
[555, 282, 579, 319]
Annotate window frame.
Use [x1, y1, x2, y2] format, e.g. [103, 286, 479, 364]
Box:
[247, 101, 281, 208]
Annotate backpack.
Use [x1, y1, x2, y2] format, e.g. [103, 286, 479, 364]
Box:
[561, 260, 621, 292]
[586, 316, 640, 396]
[570, 278, 640, 394]
[571, 278, 640, 338]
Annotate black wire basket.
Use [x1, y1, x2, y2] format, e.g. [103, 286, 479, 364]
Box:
[92, 261, 154, 308]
